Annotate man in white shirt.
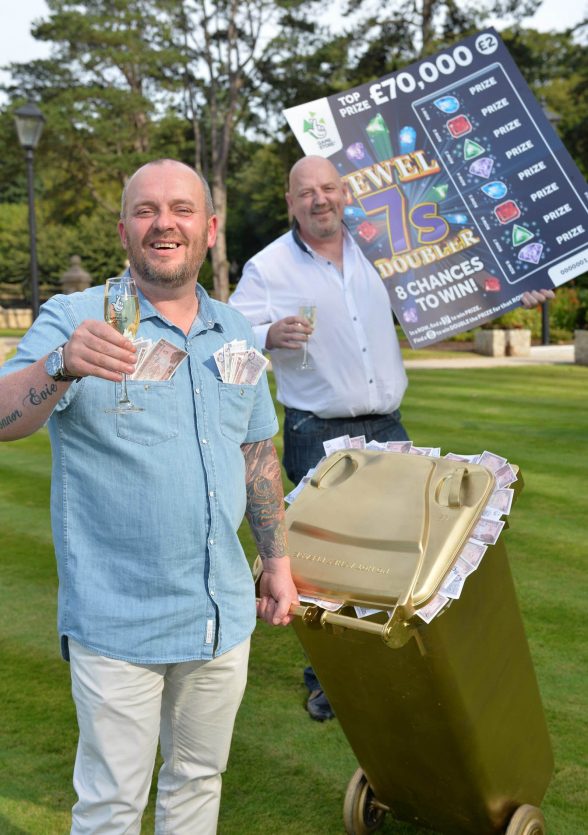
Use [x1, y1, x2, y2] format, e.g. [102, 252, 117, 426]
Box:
[229, 155, 553, 720]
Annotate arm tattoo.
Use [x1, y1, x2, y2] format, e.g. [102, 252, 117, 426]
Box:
[23, 382, 58, 407]
[0, 409, 23, 430]
[242, 439, 288, 560]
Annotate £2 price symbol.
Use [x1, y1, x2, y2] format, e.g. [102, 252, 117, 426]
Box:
[475, 33, 498, 55]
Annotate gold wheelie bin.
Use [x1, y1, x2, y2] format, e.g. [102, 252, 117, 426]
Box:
[279, 450, 553, 835]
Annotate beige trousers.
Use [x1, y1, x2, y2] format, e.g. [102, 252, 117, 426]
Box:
[68, 637, 250, 834]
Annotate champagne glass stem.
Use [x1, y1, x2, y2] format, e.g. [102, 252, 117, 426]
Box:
[302, 340, 309, 368]
[119, 373, 131, 406]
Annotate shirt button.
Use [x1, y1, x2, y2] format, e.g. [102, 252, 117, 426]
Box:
[353, 316, 357, 321]
[210, 589, 215, 596]
[195, 387, 201, 395]
[362, 347, 367, 352]
[369, 379, 373, 384]
[201, 438, 208, 444]
[209, 538, 215, 545]
[209, 490, 215, 497]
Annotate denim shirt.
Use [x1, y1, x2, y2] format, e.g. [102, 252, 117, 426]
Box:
[0, 282, 278, 663]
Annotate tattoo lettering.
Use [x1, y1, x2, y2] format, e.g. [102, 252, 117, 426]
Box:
[0, 409, 23, 430]
[242, 439, 288, 560]
[23, 382, 58, 407]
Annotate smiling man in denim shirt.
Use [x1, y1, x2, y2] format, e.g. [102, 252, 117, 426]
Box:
[0, 159, 298, 834]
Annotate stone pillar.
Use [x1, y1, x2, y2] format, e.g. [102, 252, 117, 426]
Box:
[505, 329, 531, 357]
[61, 256, 91, 294]
[474, 329, 506, 357]
[574, 330, 588, 365]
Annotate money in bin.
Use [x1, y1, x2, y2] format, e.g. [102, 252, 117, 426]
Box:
[262, 448, 553, 835]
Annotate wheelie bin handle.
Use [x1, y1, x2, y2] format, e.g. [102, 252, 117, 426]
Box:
[271, 601, 426, 653]
[310, 451, 357, 487]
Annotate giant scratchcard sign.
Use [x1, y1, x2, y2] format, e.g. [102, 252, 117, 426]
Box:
[284, 30, 588, 347]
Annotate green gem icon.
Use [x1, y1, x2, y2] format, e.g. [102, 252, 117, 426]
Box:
[366, 113, 393, 159]
[464, 139, 485, 160]
[427, 184, 449, 201]
[512, 225, 534, 246]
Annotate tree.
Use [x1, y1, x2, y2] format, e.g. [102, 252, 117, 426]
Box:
[163, 0, 328, 300]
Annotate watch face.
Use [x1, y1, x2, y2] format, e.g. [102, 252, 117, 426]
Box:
[45, 349, 63, 378]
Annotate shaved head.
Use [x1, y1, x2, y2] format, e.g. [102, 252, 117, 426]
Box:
[288, 156, 341, 192]
[286, 155, 347, 244]
[121, 159, 214, 219]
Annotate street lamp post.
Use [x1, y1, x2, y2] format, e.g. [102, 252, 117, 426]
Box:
[14, 102, 45, 321]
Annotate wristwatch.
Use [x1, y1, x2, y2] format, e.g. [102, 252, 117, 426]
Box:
[44, 344, 79, 382]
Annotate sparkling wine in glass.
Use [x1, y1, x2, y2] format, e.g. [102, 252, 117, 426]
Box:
[298, 301, 317, 370]
[104, 276, 143, 413]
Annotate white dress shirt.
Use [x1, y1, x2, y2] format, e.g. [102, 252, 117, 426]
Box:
[229, 227, 408, 419]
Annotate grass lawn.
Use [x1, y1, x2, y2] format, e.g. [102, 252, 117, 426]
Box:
[0, 365, 586, 834]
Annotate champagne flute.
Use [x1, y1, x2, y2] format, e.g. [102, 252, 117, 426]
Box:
[104, 276, 143, 413]
[298, 300, 317, 370]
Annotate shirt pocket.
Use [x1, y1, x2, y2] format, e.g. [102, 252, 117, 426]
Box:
[116, 380, 179, 446]
[218, 383, 257, 443]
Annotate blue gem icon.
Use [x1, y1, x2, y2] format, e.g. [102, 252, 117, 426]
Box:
[443, 212, 469, 225]
[481, 181, 508, 200]
[434, 96, 460, 114]
[399, 126, 417, 154]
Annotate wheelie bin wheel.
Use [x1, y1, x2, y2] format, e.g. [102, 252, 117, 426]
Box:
[343, 767, 386, 835]
[505, 804, 546, 835]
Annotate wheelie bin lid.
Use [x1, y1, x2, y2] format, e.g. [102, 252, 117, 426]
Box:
[286, 450, 496, 610]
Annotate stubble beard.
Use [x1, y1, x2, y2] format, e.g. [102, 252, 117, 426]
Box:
[309, 207, 340, 239]
[126, 233, 209, 288]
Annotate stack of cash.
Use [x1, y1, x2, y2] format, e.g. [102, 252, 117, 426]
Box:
[213, 339, 268, 385]
[130, 337, 188, 381]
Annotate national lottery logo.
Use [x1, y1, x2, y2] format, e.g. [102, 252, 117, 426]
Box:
[303, 113, 328, 142]
[301, 110, 338, 151]
[283, 98, 343, 157]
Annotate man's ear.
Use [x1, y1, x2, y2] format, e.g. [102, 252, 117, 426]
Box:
[118, 219, 128, 249]
[207, 214, 218, 248]
[285, 192, 294, 224]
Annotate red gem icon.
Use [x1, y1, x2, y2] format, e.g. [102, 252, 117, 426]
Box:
[446, 115, 472, 138]
[357, 221, 378, 242]
[484, 277, 501, 292]
[494, 200, 520, 225]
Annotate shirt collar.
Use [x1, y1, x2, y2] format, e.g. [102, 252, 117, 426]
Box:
[122, 267, 224, 334]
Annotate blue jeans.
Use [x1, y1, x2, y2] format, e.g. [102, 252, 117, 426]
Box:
[283, 408, 409, 486]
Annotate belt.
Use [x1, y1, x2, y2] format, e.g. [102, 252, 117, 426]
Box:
[285, 407, 393, 422]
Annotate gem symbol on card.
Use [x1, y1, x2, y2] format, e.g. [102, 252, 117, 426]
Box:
[399, 125, 417, 153]
[512, 224, 534, 246]
[484, 276, 501, 292]
[346, 142, 367, 162]
[427, 184, 449, 202]
[447, 115, 472, 138]
[518, 242, 544, 264]
[366, 113, 393, 159]
[481, 181, 508, 200]
[464, 139, 485, 160]
[357, 220, 378, 242]
[343, 205, 367, 229]
[443, 212, 469, 225]
[494, 200, 520, 224]
[434, 95, 460, 114]
[403, 306, 419, 323]
[469, 157, 494, 178]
